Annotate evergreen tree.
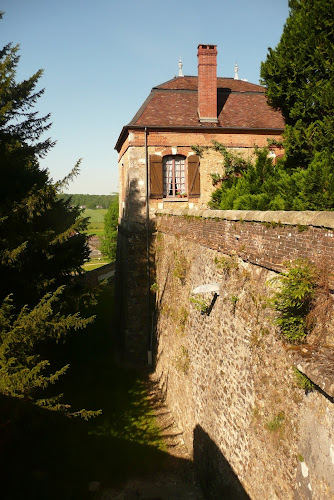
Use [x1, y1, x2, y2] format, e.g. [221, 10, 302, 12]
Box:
[0, 15, 98, 411]
[100, 195, 119, 261]
[209, 0, 334, 211]
[0, 23, 90, 308]
[209, 146, 334, 212]
[260, 0, 334, 170]
[0, 287, 95, 410]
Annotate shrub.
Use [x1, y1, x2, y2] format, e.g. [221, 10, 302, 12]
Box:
[190, 297, 210, 315]
[265, 411, 285, 432]
[270, 260, 316, 342]
[292, 367, 314, 393]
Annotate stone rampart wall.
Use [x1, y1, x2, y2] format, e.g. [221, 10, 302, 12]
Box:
[152, 209, 334, 499]
[83, 262, 115, 286]
[155, 208, 334, 273]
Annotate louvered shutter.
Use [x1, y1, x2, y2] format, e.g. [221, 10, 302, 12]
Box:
[150, 155, 163, 198]
[188, 155, 200, 198]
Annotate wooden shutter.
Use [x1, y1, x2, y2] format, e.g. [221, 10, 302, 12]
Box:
[188, 155, 200, 198]
[150, 155, 163, 198]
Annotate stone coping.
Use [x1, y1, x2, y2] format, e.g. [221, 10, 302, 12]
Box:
[154, 208, 334, 229]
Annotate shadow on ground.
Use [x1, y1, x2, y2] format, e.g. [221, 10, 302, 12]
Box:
[0, 284, 197, 499]
[194, 425, 250, 499]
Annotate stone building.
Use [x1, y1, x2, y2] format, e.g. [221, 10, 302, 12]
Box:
[115, 43, 285, 218]
[112, 46, 334, 500]
[114, 44, 285, 363]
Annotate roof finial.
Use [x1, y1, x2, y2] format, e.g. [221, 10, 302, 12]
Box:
[234, 62, 239, 80]
[178, 57, 184, 77]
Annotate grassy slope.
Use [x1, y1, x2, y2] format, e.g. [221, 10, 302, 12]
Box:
[84, 208, 107, 235]
[82, 260, 110, 270]
[0, 284, 168, 499]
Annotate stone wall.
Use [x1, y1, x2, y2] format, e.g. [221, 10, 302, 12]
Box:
[83, 262, 115, 286]
[152, 209, 334, 499]
[115, 220, 153, 364]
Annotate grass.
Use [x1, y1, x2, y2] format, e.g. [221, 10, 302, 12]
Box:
[81, 208, 111, 270]
[83, 208, 107, 235]
[82, 258, 110, 271]
[0, 284, 169, 499]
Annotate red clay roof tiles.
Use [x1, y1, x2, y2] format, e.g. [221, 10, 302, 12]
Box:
[157, 76, 265, 93]
[129, 76, 284, 130]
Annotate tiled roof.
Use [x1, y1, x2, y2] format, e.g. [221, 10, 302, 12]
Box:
[157, 76, 265, 92]
[129, 76, 284, 130]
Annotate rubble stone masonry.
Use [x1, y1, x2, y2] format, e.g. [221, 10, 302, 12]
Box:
[151, 209, 334, 499]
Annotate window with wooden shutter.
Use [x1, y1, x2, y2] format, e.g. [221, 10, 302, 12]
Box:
[150, 155, 163, 198]
[188, 155, 200, 197]
[163, 155, 186, 197]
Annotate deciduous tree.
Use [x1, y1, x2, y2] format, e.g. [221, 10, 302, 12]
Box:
[100, 195, 119, 261]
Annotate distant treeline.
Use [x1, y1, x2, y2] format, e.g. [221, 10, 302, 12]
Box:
[58, 193, 118, 209]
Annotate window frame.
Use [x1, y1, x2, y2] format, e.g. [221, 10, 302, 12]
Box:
[163, 155, 187, 199]
[149, 153, 200, 200]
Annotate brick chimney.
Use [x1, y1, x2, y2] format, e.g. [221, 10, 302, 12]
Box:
[197, 44, 218, 123]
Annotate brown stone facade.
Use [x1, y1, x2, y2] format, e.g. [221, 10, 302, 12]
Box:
[152, 209, 334, 499]
[118, 128, 283, 216]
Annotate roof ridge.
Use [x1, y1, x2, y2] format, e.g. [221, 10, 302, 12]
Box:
[152, 87, 265, 94]
[156, 76, 264, 90]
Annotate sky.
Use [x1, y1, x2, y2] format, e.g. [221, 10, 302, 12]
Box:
[1, 0, 290, 195]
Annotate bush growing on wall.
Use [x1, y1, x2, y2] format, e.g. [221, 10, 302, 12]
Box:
[270, 260, 316, 343]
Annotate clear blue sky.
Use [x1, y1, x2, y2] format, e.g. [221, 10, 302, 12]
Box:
[1, 0, 289, 195]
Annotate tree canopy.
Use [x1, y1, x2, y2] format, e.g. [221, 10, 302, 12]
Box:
[0, 34, 90, 307]
[0, 14, 97, 410]
[209, 0, 334, 211]
[100, 195, 119, 261]
[260, 0, 334, 170]
[209, 146, 334, 211]
[58, 193, 117, 210]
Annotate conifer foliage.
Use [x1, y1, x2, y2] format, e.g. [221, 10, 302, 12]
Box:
[260, 0, 334, 170]
[0, 33, 90, 306]
[210, 0, 334, 211]
[0, 14, 94, 410]
[0, 288, 94, 408]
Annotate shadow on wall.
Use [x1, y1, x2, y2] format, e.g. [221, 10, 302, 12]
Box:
[193, 425, 250, 499]
[115, 177, 156, 363]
